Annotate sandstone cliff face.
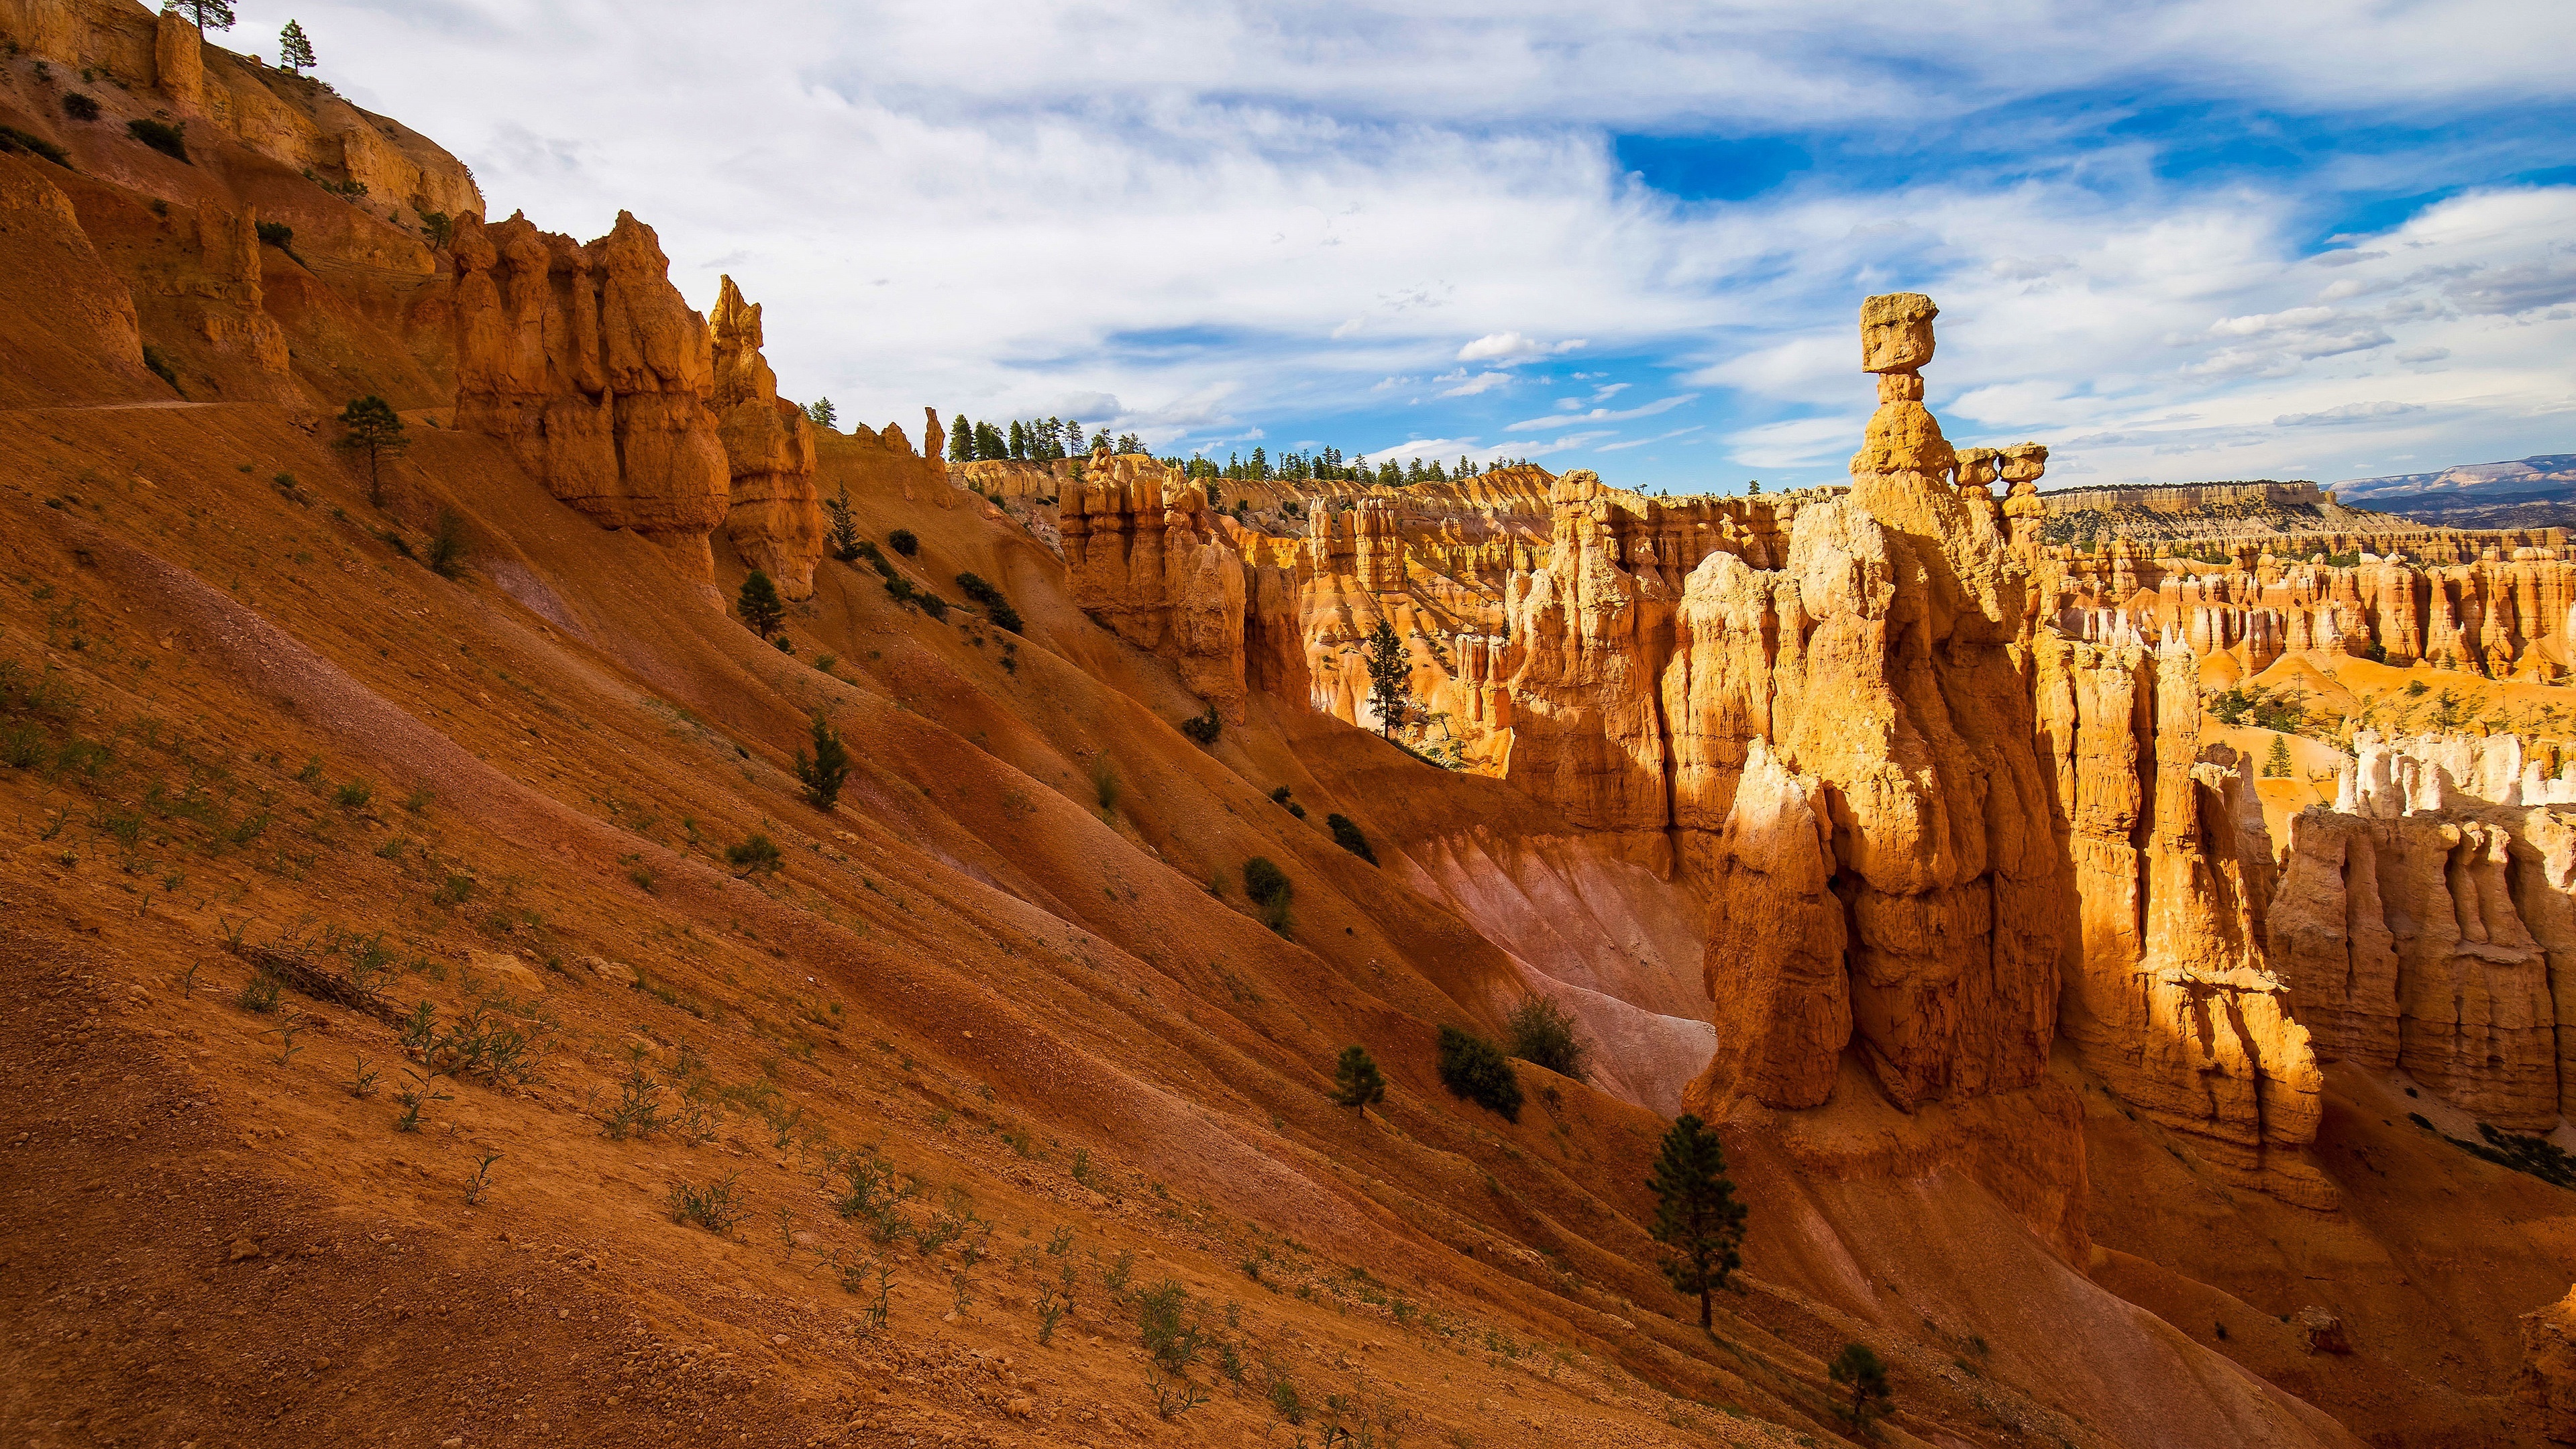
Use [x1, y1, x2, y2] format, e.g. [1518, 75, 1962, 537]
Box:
[1059, 455, 1254, 720]
[449, 211, 731, 578]
[2035, 632, 2328, 1203]
[708, 276, 822, 598]
[0, 154, 163, 406]
[3, 0, 481, 226]
[2271, 797, 2573, 1130]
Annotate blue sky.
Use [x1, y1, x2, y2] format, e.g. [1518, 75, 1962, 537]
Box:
[248, 1, 2572, 494]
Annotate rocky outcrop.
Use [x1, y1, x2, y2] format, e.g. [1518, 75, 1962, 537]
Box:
[2270, 798, 2569, 1131]
[1694, 740, 1848, 1109]
[2522, 1286, 2576, 1443]
[449, 211, 731, 578]
[2043, 634, 2328, 1204]
[3, 0, 481, 224]
[0, 155, 164, 407]
[1059, 455, 1252, 720]
[708, 276, 822, 598]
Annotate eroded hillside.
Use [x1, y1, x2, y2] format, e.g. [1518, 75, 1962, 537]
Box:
[5, 5, 2576, 1449]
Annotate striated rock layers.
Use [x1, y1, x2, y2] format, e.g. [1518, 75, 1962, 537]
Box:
[2270, 795, 2576, 1129]
[447, 211, 732, 578]
[2039, 636, 2329, 1203]
[1059, 454, 1273, 721]
[709, 276, 823, 598]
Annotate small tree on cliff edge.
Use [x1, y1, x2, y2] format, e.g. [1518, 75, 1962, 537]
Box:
[794, 713, 851, 812]
[1331, 1046, 1386, 1114]
[278, 19, 315, 72]
[804, 396, 836, 430]
[336, 395, 407, 506]
[166, 0, 236, 32]
[1364, 619, 1412, 739]
[1648, 1114, 1747, 1330]
[736, 570, 784, 639]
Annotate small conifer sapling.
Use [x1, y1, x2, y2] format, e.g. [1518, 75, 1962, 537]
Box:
[794, 713, 851, 811]
[1648, 1113, 1748, 1329]
[336, 394, 408, 505]
[1364, 619, 1413, 739]
[1331, 1046, 1386, 1113]
[1829, 1343, 1891, 1428]
[737, 569, 785, 639]
[824, 485, 861, 562]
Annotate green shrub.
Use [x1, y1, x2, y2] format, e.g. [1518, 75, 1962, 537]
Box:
[1436, 1024, 1521, 1121]
[955, 572, 1024, 633]
[125, 117, 188, 162]
[60, 92, 99, 122]
[888, 528, 918, 556]
[255, 219, 294, 252]
[669, 1173, 745, 1233]
[727, 833, 782, 874]
[1136, 1281, 1204, 1373]
[1242, 856, 1292, 935]
[0, 125, 70, 166]
[1325, 812, 1375, 863]
[1505, 995, 1589, 1081]
[1179, 704, 1220, 745]
[425, 508, 467, 578]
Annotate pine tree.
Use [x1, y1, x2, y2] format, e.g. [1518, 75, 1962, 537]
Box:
[736, 570, 784, 639]
[1648, 1114, 1748, 1329]
[1363, 619, 1412, 739]
[804, 396, 836, 429]
[793, 713, 851, 811]
[1828, 1344, 1890, 1428]
[2264, 734, 2293, 777]
[277, 18, 315, 71]
[1007, 420, 1026, 459]
[167, 0, 236, 32]
[823, 485, 860, 562]
[335, 394, 407, 506]
[947, 415, 971, 463]
[1330, 1046, 1386, 1112]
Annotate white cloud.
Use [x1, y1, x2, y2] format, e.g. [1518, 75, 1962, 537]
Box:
[1597, 426, 1704, 452]
[1505, 394, 1697, 432]
[1457, 331, 1587, 364]
[2275, 400, 2421, 426]
[1436, 370, 1515, 397]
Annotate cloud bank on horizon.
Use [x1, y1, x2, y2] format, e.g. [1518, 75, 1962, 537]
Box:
[266, 0, 2571, 494]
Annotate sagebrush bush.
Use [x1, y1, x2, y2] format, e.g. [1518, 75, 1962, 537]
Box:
[888, 528, 918, 556]
[1326, 812, 1375, 863]
[1242, 856, 1292, 935]
[1505, 995, 1589, 1082]
[1436, 1024, 1521, 1121]
[126, 117, 187, 162]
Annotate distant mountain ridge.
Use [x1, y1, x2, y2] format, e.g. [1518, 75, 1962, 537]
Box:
[2332, 453, 2576, 527]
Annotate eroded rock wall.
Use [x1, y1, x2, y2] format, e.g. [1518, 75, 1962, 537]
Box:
[709, 276, 822, 598]
[449, 210, 731, 578]
[1059, 454, 1254, 720]
[2271, 798, 2573, 1130]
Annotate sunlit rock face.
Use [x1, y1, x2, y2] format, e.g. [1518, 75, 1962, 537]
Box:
[450, 211, 731, 578]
